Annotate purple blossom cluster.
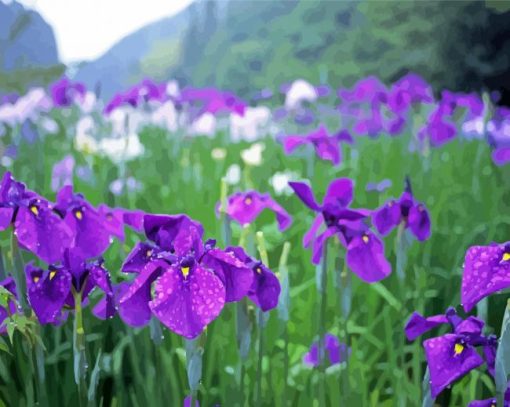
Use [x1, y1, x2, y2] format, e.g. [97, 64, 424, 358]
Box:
[0, 172, 281, 340]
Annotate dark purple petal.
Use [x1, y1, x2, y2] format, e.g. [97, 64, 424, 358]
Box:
[424, 334, 484, 398]
[123, 210, 145, 232]
[15, 204, 73, 264]
[248, 263, 280, 311]
[149, 263, 225, 339]
[144, 214, 204, 255]
[183, 395, 200, 407]
[0, 207, 13, 230]
[455, 316, 484, 336]
[404, 312, 449, 341]
[122, 242, 156, 273]
[467, 399, 497, 407]
[288, 182, 320, 211]
[26, 263, 72, 324]
[408, 203, 431, 241]
[323, 178, 353, 208]
[325, 333, 350, 365]
[461, 244, 510, 312]
[201, 248, 254, 302]
[119, 260, 165, 327]
[302, 342, 319, 367]
[346, 232, 391, 283]
[373, 201, 401, 236]
[492, 147, 510, 166]
[89, 264, 115, 318]
[98, 205, 125, 241]
[483, 341, 497, 377]
[93, 282, 129, 320]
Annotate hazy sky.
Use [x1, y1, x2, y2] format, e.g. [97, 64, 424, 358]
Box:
[15, 0, 193, 63]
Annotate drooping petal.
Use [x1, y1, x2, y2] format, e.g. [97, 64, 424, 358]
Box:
[408, 203, 431, 241]
[121, 242, 157, 273]
[325, 333, 350, 365]
[288, 182, 321, 211]
[312, 227, 337, 265]
[0, 207, 13, 231]
[88, 263, 115, 318]
[15, 203, 73, 264]
[404, 312, 449, 341]
[492, 147, 510, 166]
[424, 334, 484, 398]
[26, 263, 72, 325]
[93, 282, 129, 320]
[123, 209, 145, 232]
[119, 260, 165, 327]
[346, 232, 391, 283]
[483, 341, 497, 377]
[303, 214, 324, 248]
[302, 342, 319, 367]
[248, 263, 281, 311]
[263, 194, 292, 231]
[455, 316, 484, 336]
[323, 178, 353, 208]
[461, 243, 510, 312]
[282, 136, 308, 154]
[201, 248, 253, 302]
[372, 201, 401, 236]
[98, 204, 125, 241]
[149, 263, 225, 339]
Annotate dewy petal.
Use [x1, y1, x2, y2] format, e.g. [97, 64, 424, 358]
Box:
[121, 242, 156, 273]
[322, 178, 353, 208]
[15, 204, 73, 264]
[123, 209, 145, 232]
[408, 203, 431, 241]
[201, 248, 254, 302]
[144, 214, 204, 255]
[373, 201, 401, 236]
[404, 312, 449, 341]
[346, 232, 391, 283]
[149, 263, 226, 339]
[26, 263, 72, 324]
[248, 262, 281, 311]
[89, 264, 115, 319]
[455, 316, 484, 336]
[303, 214, 324, 249]
[288, 182, 321, 211]
[119, 260, 165, 327]
[461, 244, 510, 312]
[98, 204, 125, 241]
[0, 207, 13, 230]
[424, 334, 484, 398]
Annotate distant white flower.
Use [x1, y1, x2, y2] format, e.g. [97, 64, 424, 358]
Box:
[225, 164, 241, 185]
[79, 91, 97, 114]
[190, 113, 216, 137]
[230, 106, 271, 142]
[241, 142, 265, 166]
[99, 133, 144, 163]
[39, 117, 59, 134]
[462, 116, 485, 138]
[152, 101, 178, 132]
[75, 116, 98, 154]
[269, 171, 300, 196]
[166, 80, 180, 98]
[285, 79, 318, 110]
[211, 147, 227, 161]
[0, 87, 51, 126]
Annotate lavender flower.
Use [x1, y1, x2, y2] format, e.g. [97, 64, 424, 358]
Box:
[289, 178, 391, 282]
[50, 77, 86, 108]
[372, 178, 431, 241]
[282, 124, 353, 166]
[219, 190, 292, 231]
[405, 307, 497, 398]
[302, 333, 350, 367]
[51, 155, 75, 192]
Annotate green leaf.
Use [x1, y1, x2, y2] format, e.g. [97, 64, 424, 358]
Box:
[88, 349, 102, 402]
[422, 368, 434, 407]
[495, 299, 510, 404]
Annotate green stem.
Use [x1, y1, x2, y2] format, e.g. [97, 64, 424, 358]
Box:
[255, 310, 265, 407]
[72, 288, 87, 407]
[318, 242, 328, 407]
[10, 234, 28, 313]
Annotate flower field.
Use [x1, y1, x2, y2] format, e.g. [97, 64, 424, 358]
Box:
[0, 75, 510, 406]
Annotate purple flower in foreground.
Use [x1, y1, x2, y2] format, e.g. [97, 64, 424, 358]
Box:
[282, 124, 353, 166]
[50, 77, 86, 108]
[405, 307, 497, 398]
[289, 178, 391, 282]
[372, 178, 431, 241]
[461, 242, 510, 312]
[302, 333, 350, 367]
[119, 214, 273, 338]
[468, 383, 510, 407]
[219, 190, 292, 231]
[0, 172, 73, 263]
[26, 249, 115, 324]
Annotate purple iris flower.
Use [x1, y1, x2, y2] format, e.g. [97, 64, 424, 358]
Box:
[338, 76, 387, 104]
[468, 383, 510, 407]
[224, 246, 281, 311]
[51, 155, 75, 192]
[119, 214, 266, 338]
[289, 178, 391, 282]
[26, 248, 115, 324]
[282, 124, 354, 166]
[461, 242, 510, 312]
[405, 307, 497, 398]
[302, 333, 350, 367]
[218, 190, 292, 231]
[0, 172, 73, 263]
[492, 147, 510, 166]
[179, 87, 246, 117]
[372, 178, 431, 241]
[418, 102, 457, 147]
[104, 78, 167, 115]
[183, 396, 200, 407]
[50, 77, 86, 108]
[387, 73, 434, 115]
[0, 277, 18, 334]
[54, 186, 112, 259]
